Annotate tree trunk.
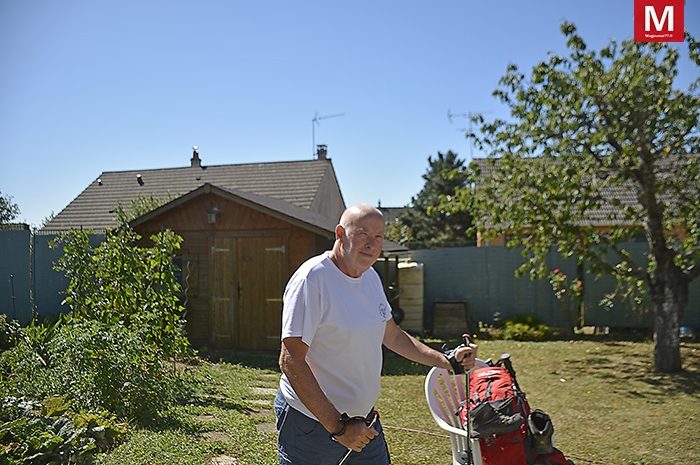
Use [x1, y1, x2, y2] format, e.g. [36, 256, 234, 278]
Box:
[651, 277, 687, 373]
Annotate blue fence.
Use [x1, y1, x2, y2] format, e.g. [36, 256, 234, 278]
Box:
[410, 244, 699, 329]
[0, 227, 32, 323]
[2, 227, 699, 329]
[0, 228, 105, 323]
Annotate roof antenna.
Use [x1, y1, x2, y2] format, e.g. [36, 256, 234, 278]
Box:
[312, 112, 345, 158]
[447, 109, 492, 161]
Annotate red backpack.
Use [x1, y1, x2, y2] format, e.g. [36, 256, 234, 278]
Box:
[458, 363, 575, 465]
[459, 365, 531, 465]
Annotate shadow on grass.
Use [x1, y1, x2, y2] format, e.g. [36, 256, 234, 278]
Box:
[140, 386, 256, 435]
[564, 341, 700, 397]
[197, 347, 435, 377]
[198, 348, 282, 372]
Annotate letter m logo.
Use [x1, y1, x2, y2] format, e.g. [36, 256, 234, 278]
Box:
[634, 0, 684, 42]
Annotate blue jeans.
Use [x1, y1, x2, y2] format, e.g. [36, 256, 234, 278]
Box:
[275, 390, 391, 465]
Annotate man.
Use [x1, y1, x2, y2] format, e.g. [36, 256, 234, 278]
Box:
[276, 204, 477, 465]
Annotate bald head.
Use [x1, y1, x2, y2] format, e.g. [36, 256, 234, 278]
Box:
[338, 204, 384, 231]
[329, 204, 385, 277]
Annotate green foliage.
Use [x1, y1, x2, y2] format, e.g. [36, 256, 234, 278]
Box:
[0, 337, 53, 400]
[0, 314, 21, 351]
[45, 319, 187, 421]
[20, 318, 61, 368]
[0, 190, 20, 224]
[383, 219, 414, 246]
[0, 396, 126, 464]
[1, 319, 189, 422]
[1, 219, 196, 460]
[115, 193, 175, 224]
[499, 314, 553, 341]
[52, 225, 190, 360]
[395, 151, 475, 248]
[441, 23, 699, 371]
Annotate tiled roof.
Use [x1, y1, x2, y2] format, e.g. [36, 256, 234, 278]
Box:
[43, 159, 338, 233]
[379, 206, 413, 223]
[471, 154, 697, 227]
[128, 183, 338, 237]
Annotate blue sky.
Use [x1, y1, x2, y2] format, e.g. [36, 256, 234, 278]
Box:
[1, 0, 698, 227]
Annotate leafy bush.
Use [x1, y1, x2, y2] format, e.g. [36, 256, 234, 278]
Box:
[0, 314, 22, 352]
[500, 314, 554, 341]
[1, 319, 190, 423]
[0, 396, 126, 464]
[52, 225, 190, 360]
[46, 319, 188, 421]
[0, 338, 55, 400]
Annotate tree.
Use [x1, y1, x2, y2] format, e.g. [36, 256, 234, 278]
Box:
[0, 190, 20, 224]
[447, 24, 699, 372]
[52, 221, 189, 360]
[397, 151, 475, 248]
[115, 193, 176, 223]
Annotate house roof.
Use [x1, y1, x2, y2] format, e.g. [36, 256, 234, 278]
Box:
[43, 158, 341, 233]
[41, 154, 408, 253]
[378, 206, 412, 223]
[471, 154, 698, 227]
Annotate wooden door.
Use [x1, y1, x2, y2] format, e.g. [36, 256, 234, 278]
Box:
[237, 237, 286, 350]
[210, 237, 237, 347]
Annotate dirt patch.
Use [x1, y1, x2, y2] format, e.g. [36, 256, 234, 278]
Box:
[246, 398, 273, 408]
[250, 387, 277, 396]
[201, 431, 233, 442]
[209, 455, 238, 465]
[255, 422, 277, 434]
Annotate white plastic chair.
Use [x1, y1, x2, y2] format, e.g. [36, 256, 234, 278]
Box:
[424, 363, 487, 465]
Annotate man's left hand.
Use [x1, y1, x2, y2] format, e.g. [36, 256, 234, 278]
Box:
[444, 342, 478, 373]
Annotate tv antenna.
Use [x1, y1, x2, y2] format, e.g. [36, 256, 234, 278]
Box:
[447, 108, 492, 160]
[312, 112, 345, 158]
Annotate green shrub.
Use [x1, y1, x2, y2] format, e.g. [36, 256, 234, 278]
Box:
[46, 319, 187, 422]
[0, 314, 21, 352]
[52, 225, 190, 360]
[0, 396, 126, 464]
[501, 314, 553, 341]
[0, 338, 55, 400]
[1, 319, 189, 423]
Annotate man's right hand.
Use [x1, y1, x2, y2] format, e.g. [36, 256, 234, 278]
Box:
[333, 418, 379, 452]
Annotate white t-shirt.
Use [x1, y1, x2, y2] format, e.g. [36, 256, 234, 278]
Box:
[279, 252, 392, 420]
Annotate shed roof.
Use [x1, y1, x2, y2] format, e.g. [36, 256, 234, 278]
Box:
[130, 183, 339, 238]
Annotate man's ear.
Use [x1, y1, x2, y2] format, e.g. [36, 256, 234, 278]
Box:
[335, 224, 345, 240]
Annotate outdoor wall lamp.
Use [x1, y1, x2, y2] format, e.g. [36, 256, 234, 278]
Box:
[207, 207, 220, 224]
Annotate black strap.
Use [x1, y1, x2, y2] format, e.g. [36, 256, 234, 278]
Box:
[485, 379, 493, 401]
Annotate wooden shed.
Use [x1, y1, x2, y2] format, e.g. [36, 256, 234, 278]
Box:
[43, 149, 346, 350]
[131, 183, 337, 350]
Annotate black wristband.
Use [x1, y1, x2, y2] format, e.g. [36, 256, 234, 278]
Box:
[444, 346, 465, 374]
[330, 413, 350, 441]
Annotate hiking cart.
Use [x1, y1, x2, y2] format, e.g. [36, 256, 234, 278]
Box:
[425, 361, 574, 465]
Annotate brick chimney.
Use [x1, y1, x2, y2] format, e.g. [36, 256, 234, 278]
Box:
[316, 144, 328, 160]
[191, 145, 202, 167]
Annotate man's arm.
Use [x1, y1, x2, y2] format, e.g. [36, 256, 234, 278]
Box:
[382, 319, 477, 371]
[279, 337, 378, 452]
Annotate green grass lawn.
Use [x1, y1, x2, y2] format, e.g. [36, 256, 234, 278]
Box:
[98, 340, 700, 465]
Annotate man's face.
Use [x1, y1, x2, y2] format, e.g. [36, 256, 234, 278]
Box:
[338, 213, 385, 276]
